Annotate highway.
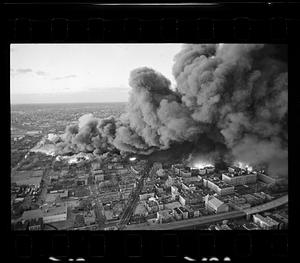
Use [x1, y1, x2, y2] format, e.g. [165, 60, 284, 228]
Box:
[125, 194, 288, 230]
[243, 194, 288, 215]
[125, 210, 246, 230]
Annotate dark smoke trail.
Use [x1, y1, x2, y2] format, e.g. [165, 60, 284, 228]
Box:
[55, 44, 287, 178]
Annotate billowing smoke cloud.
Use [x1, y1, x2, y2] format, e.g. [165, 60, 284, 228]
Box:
[55, 44, 287, 178]
[172, 44, 287, 177]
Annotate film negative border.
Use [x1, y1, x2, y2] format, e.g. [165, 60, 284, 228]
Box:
[11, 231, 288, 262]
[6, 17, 293, 43]
[4, 2, 296, 263]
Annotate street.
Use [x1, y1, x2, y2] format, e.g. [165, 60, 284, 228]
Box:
[118, 162, 152, 229]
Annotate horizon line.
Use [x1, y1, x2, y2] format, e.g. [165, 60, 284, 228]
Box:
[10, 101, 128, 105]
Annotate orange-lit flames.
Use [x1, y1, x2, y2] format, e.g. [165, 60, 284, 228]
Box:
[235, 161, 253, 172]
[193, 161, 214, 169]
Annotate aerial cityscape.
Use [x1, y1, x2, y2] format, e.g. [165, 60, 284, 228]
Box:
[11, 44, 288, 230]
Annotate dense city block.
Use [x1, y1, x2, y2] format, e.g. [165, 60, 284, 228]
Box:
[11, 104, 288, 231]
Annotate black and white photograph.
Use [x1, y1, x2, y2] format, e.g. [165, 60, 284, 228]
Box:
[10, 43, 288, 231]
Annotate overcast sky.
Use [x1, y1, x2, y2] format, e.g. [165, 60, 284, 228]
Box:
[10, 44, 183, 104]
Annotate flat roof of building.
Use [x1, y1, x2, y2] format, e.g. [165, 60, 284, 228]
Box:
[253, 214, 279, 225]
[22, 209, 43, 221]
[43, 204, 68, 217]
[11, 170, 43, 186]
[45, 190, 68, 203]
[206, 177, 233, 189]
[207, 196, 225, 208]
[180, 190, 203, 200]
[223, 172, 257, 178]
[12, 176, 42, 186]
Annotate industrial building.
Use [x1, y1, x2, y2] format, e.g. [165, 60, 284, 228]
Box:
[252, 214, 279, 229]
[222, 172, 257, 186]
[203, 177, 235, 195]
[256, 172, 277, 184]
[171, 164, 192, 177]
[45, 189, 68, 203]
[179, 190, 203, 206]
[43, 203, 68, 224]
[21, 203, 68, 224]
[11, 170, 43, 188]
[21, 208, 43, 222]
[205, 195, 229, 214]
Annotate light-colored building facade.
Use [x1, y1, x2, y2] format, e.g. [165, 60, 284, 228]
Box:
[222, 173, 257, 186]
[205, 195, 229, 214]
[252, 214, 279, 229]
[157, 209, 173, 223]
[203, 177, 235, 195]
[139, 192, 155, 201]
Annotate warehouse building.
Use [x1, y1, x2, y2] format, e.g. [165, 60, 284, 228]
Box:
[256, 172, 276, 184]
[204, 195, 229, 214]
[43, 203, 68, 224]
[252, 214, 279, 230]
[179, 190, 204, 206]
[222, 172, 257, 186]
[203, 177, 235, 195]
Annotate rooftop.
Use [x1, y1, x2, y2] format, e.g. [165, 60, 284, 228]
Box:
[206, 177, 233, 189]
[207, 196, 225, 208]
[254, 214, 279, 226]
[45, 190, 68, 203]
[179, 206, 188, 213]
[157, 209, 172, 218]
[11, 170, 43, 186]
[22, 209, 43, 221]
[43, 203, 68, 217]
[224, 171, 256, 178]
[180, 190, 203, 200]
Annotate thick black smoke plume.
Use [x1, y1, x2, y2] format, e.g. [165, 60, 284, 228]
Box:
[55, 44, 288, 178]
